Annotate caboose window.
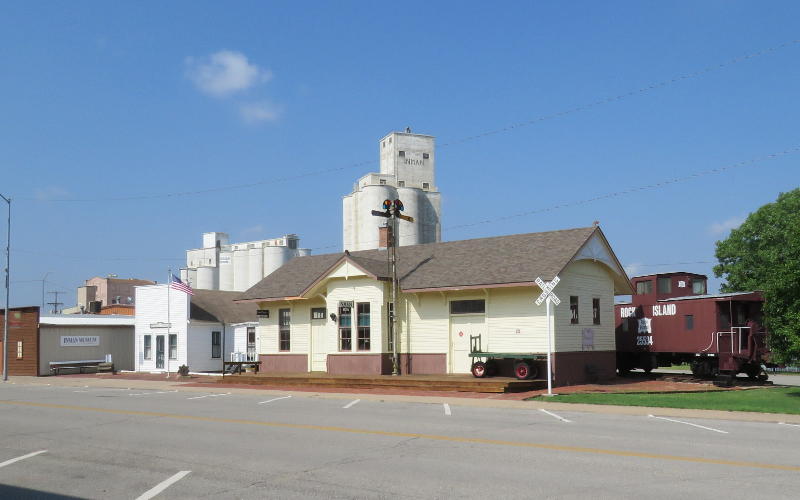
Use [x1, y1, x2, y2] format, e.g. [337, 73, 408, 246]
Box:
[657, 277, 672, 294]
[636, 281, 652, 294]
[685, 314, 694, 330]
[570, 296, 579, 324]
[692, 279, 706, 294]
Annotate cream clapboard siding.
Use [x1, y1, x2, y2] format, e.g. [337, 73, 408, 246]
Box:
[326, 277, 385, 354]
[135, 285, 190, 372]
[484, 287, 551, 353]
[402, 291, 458, 354]
[553, 260, 615, 352]
[257, 301, 320, 356]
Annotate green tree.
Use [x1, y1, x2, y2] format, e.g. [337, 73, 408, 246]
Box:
[713, 188, 800, 362]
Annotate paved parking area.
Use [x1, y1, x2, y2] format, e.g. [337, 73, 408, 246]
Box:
[1, 381, 798, 498]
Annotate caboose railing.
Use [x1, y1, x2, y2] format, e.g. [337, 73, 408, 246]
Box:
[715, 327, 751, 354]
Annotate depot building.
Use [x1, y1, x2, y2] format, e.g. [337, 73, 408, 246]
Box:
[236, 226, 632, 386]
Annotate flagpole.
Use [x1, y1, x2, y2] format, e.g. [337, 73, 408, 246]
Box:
[166, 268, 171, 377]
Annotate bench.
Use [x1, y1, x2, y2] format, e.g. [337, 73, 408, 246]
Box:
[49, 360, 115, 376]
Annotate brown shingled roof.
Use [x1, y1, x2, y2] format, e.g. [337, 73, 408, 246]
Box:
[190, 289, 258, 323]
[237, 227, 601, 302]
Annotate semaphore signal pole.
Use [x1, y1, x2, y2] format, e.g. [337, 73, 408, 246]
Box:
[372, 199, 414, 376]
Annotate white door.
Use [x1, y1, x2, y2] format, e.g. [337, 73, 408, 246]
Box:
[449, 315, 485, 373]
[310, 318, 327, 371]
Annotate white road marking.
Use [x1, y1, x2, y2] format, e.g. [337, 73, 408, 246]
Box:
[0, 450, 47, 469]
[73, 390, 90, 393]
[343, 399, 361, 409]
[778, 422, 800, 428]
[443, 403, 452, 416]
[187, 392, 231, 400]
[258, 395, 292, 405]
[128, 390, 178, 397]
[539, 409, 571, 423]
[135, 470, 191, 500]
[648, 415, 728, 434]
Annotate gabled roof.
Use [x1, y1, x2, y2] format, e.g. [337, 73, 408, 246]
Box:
[238, 227, 630, 302]
[190, 289, 258, 323]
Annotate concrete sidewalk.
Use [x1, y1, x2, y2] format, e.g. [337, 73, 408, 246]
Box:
[4, 375, 799, 425]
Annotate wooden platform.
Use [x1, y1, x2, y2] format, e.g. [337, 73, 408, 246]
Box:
[218, 373, 544, 393]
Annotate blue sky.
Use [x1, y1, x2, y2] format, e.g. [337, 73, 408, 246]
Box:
[1, 1, 799, 308]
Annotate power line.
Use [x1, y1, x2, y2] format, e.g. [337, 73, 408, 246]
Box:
[15, 38, 799, 204]
[308, 142, 800, 251]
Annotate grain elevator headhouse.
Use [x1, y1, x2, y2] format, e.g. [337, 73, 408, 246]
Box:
[343, 129, 442, 251]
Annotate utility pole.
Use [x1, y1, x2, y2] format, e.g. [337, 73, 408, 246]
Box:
[1, 193, 10, 382]
[371, 199, 414, 376]
[41, 271, 52, 311]
[47, 291, 65, 315]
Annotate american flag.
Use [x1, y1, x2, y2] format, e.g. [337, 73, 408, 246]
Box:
[170, 274, 194, 295]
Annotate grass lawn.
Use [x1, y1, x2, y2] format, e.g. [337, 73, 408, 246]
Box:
[530, 387, 800, 414]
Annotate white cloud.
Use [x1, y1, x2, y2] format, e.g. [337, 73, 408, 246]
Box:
[34, 186, 71, 201]
[186, 50, 271, 97]
[709, 216, 745, 236]
[239, 101, 282, 124]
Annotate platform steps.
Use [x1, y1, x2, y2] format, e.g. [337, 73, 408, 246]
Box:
[217, 374, 544, 393]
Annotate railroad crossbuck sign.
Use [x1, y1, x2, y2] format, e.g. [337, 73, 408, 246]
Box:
[534, 276, 561, 306]
[534, 275, 560, 395]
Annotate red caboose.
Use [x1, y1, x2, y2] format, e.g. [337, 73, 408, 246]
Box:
[615, 272, 769, 381]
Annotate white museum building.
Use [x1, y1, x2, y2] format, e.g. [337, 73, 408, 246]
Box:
[134, 285, 258, 373]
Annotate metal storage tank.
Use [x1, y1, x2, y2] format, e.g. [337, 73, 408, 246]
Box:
[218, 251, 234, 291]
[248, 246, 264, 289]
[233, 248, 249, 292]
[357, 185, 396, 251]
[396, 187, 422, 246]
[196, 266, 218, 290]
[263, 246, 289, 277]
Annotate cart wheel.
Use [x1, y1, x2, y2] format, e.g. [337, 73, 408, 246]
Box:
[514, 361, 532, 380]
[471, 361, 487, 378]
[486, 361, 498, 377]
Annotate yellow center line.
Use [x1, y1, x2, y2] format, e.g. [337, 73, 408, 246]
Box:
[2, 399, 798, 472]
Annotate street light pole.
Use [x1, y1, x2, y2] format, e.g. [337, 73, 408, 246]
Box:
[1, 194, 11, 382]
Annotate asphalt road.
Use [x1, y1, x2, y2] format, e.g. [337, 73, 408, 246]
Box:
[0, 382, 798, 499]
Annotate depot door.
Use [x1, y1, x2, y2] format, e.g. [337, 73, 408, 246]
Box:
[449, 315, 485, 373]
[155, 335, 165, 369]
[310, 317, 327, 371]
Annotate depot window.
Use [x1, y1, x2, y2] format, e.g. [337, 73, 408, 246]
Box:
[169, 334, 177, 360]
[570, 296, 579, 324]
[592, 298, 601, 325]
[657, 277, 672, 294]
[636, 280, 653, 295]
[357, 302, 371, 351]
[311, 307, 326, 320]
[144, 335, 152, 360]
[450, 300, 485, 315]
[339, 302, 353, 351]
[279, 309, 291, 352]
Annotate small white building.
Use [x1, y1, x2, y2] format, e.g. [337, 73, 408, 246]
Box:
[237, 226, 632, 386]
[134, 285, 257, 373]
[182, 232, 311, 292]
[342, 129, 442, 251]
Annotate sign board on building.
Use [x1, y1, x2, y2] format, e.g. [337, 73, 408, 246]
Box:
[257, 310, 270, 318]
[60, 336, 100, 347]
